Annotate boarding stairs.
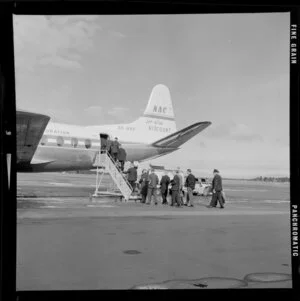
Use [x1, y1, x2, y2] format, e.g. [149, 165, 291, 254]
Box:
[93, 150, 133, 201]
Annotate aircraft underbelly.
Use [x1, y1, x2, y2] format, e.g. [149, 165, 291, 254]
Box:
[28, 146, 96, 172]
[28, 146, 158, 171]
[125, 146, 159, 162]
[18, 144, 172, 172]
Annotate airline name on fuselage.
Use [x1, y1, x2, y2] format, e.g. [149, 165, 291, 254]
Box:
[45, 128, 70, 135]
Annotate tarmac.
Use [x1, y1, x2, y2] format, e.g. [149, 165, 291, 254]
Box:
[17, 172, 292, 290]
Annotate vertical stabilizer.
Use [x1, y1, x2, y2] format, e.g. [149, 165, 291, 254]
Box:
[126, 84, 177, 143]
[143, 84, 175, 122]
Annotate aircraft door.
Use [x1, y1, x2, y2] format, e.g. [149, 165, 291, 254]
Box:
[100, 133, 109, 153]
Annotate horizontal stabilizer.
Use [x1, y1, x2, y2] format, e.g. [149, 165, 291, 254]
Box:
[151, 121, 211, 148]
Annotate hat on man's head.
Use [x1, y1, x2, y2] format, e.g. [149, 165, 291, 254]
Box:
[187, 169, 191, 172]
[213, 169, 219, 173]
[115, 137, 118, 140]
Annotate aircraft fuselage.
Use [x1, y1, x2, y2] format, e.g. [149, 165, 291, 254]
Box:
[17, 133, 177, 172]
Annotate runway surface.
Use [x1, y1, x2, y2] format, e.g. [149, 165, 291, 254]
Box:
[17, 172, 292, 290]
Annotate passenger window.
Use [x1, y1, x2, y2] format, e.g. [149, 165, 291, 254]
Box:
[57, 136, 64, 147]
[85, 139, 92, 149]
[40, 135, 48, 145]
[71, 137, 78, 148]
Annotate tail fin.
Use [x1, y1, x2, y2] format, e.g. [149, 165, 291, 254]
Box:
[143, 84, 176, 122]
[127, 84, 177, 143]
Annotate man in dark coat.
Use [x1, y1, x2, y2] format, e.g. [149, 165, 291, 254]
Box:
[177, 167, 184, 206]
[110, 137, 120, 162]
[171, 170, 182, 207]
[139, 169, 149, 203]
[124, 162, 137, 192]
[208, 169, 224, 209]
[117, 145, 127, 171]
[185, 169, 196, 207]
[146, 168, 159, 205]
[160, 171, 170, 205]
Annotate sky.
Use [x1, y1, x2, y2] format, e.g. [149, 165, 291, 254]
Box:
[13, 13, 290, 178]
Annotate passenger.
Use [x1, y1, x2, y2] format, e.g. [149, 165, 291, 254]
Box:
[171, 170, 182, 207]
[177, 167, 184, 205]
[185, 169, 196, 207]
[160, 170, 170, 205]
[101, 137, 109, 153]
[100, 145, 106, 154]
[110, 137, 120, 162]
[124, 162, 138, 192]
[117, 145, 127, 171]
[207, 169, 224, 209]
[133, 163, 139, 193]
[139, 169, 149, 203]
[116, 160, 122, 170]
[146, 168, 159, 205]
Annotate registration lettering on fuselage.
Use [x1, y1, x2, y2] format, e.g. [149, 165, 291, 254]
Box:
[117, 125, 135, 131]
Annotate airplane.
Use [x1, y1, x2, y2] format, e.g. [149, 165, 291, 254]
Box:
[17, 84, 211, 172]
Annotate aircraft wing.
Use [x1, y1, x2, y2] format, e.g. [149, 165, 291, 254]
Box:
[17, 110, 50, 164]
[151, 121, 211, 148]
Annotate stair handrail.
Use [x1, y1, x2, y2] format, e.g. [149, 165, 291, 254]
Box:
[104, 150, 133, 193]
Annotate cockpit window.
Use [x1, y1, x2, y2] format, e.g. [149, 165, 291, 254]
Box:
[57, 136, 64, 147]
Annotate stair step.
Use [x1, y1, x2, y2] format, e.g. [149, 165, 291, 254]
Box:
[95, 152, 133, 201]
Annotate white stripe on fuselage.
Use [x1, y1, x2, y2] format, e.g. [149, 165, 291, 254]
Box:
[43, 112, 177, 144]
